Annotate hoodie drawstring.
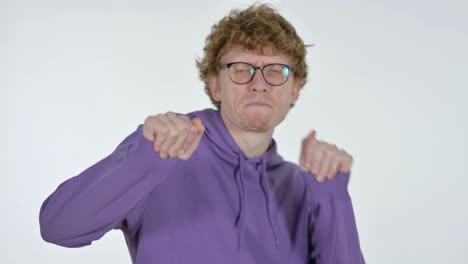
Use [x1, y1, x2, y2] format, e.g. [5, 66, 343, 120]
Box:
[259, 158, 280, 249]
[234, 156, 246, 251]
[234, 156, 279, 251]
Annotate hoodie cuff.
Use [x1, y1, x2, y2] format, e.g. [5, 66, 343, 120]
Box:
[303, 171, 351, 201]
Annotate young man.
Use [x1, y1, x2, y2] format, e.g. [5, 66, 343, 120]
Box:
[40, 4, 365, 263]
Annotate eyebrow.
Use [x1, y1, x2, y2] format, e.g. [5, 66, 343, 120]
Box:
[221, 61, 291, 67]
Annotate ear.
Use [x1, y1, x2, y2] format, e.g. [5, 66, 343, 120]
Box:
[208, 74, 222, 102]
[290, 79, 302, 105]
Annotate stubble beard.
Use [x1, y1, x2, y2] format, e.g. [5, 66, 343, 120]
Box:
[240, 110, 274, 132]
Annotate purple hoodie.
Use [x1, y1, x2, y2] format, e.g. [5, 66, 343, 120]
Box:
[40, 108, 365, 263]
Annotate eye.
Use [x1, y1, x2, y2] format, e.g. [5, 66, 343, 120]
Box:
[232, 63, 253, 74]
[267, 64, 289, 76]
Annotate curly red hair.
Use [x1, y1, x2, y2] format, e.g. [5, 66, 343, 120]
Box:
[196, 3, 309, 109]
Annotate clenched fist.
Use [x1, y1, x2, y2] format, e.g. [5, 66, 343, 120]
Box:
[143, 112, 205, 160]
[300, 130, 353, 183]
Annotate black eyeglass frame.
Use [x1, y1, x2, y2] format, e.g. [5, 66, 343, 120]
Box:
[220, 62, 293, 86]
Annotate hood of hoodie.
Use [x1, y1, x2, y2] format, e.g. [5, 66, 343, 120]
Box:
[189, 108, 284, 166]
[188, 108, 284, 250]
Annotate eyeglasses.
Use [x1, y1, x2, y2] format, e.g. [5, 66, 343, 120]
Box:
[221, 62, 292, 86]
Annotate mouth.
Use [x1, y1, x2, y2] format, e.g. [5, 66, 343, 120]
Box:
[245, 101, 272, 108]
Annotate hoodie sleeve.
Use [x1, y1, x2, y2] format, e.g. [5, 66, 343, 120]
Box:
[39, 125, 175, 247]
[305, 171, 365, 264]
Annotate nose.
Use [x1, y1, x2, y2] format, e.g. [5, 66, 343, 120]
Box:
[248, 69, 269, 93]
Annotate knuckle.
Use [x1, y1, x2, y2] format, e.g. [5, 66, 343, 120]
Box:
[168, 130, 179, 139]
[161, 143, 170, 150]
[143, 131, 152, 140]
[311, 156, 321, 164]
[159, 127, 169, 134]
[159, 146, 168, 152]
[180, 124, 190, 133]
[313, 141, 321, 149]
[144, 115, 156, 125]
[333, 158, 341, 165]
[341, 150, 352, 160]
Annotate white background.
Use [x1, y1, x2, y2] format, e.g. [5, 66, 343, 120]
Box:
[2, 0, 467, 263]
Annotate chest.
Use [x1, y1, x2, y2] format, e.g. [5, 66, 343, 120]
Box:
[132, 159, 310, 264]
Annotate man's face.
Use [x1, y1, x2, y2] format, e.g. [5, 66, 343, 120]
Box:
[208, 46, 301, 134]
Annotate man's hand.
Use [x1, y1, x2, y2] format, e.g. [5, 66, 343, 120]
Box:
[143, 112, 205, 160]
[300, 130, 353, 183]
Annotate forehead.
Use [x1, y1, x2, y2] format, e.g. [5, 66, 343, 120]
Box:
[220, 46, 293, 65]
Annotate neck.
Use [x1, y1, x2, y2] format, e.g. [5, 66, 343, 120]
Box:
[220, 113, 274, 159]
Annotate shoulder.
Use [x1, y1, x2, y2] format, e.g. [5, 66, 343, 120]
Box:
[269, 158, 351, 202]
[267, 160, 307, 195]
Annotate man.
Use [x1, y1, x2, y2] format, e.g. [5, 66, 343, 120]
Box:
[40, 4, 365, 263]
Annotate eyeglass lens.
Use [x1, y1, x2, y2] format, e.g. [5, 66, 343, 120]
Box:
[228, 62, 290, 86]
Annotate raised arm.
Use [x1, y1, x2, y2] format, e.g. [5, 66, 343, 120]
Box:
[306, 171, 365, 263]
[39, 125, 174, 247]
